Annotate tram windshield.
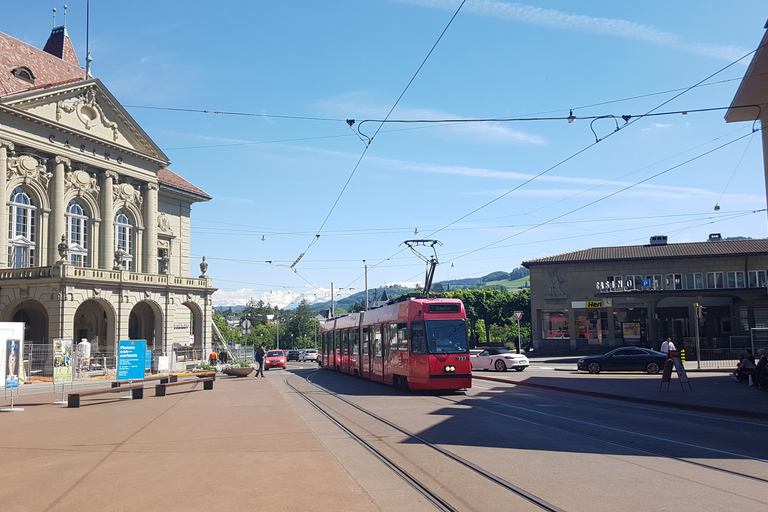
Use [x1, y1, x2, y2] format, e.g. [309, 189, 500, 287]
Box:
[426, 319, 469, 354]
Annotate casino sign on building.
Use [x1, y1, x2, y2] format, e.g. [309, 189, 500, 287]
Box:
[0, 23, 215, 360]
[523, 235, 768, 354]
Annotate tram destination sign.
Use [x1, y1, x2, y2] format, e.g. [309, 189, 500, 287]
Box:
[429, 304, 460, 313]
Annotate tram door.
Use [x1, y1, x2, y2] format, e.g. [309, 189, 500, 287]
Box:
[372, 324, 384, 382]
[341, 329, 350, 374]
[351, 328, 360, 376]
[361, 327, 370, 379]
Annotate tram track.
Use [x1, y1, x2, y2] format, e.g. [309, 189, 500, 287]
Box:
[285, 372, 565, 512]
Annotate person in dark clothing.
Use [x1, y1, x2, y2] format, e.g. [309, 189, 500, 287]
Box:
[219, 350, 228, 364]
[255, 343, 266, 379]
[754, 349, 767, 390]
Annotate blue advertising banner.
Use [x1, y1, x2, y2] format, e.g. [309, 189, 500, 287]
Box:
[145, 349, 152, 370]
[5, 339, 20, 388]
[117, 340, 147, 380]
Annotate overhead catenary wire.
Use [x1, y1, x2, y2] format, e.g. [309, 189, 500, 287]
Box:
[290, 0, 468, 270]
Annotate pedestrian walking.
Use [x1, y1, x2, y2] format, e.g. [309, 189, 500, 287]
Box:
[255, 343, 266, 379]
[660, 337, 676, 355]
[209, 350, 218, 366]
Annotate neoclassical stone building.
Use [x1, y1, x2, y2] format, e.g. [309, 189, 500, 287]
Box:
[0, 24, 214, 362]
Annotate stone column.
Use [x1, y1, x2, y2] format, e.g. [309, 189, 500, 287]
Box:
[100, 171, 117, 269]
[144, 183, 158, 275]
[0, 140, 13, 267]
[134, 228, 144, 273]
[49, 156, 69, 265]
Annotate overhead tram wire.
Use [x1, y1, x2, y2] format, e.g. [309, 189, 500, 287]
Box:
[290, 0, 468, 270]
[351, 48, 764, 291]
[443, 127, 764, 266]
[417, 42, 764, 253]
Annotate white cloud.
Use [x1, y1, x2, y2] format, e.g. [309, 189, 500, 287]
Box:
[394, 0, 751, 62]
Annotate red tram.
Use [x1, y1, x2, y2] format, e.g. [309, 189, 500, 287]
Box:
[318, 297, 471, 391]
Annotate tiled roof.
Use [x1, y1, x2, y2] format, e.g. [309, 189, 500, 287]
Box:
[158, 168, 211, 200]
[523, 239, 768, 266]
[0, 31, 86, 97]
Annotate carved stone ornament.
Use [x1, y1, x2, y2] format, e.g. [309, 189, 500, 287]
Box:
[7, 154, 52, 187]
[56, 88, 119, 141]
[93, 287, 101, 296]
[144, 290, 151, 298]
[199, 255, 208, 278]
[112, 182, 143, 206]
[65, 170, 100, 195]
[57, 234, 68, 262]
[157, 212, 172, 233]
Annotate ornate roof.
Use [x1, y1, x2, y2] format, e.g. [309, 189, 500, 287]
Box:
[158, 168, 211, 201]
[0, 30, 85, 97]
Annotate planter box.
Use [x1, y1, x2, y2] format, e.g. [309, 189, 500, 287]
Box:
[222, 367, 254, 377]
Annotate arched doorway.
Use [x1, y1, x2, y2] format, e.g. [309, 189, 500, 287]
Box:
[7, 300, 48, 344]
[73, 300, 114, 355]
[183, 301, 204, 350]
[129, 301, 163, 352]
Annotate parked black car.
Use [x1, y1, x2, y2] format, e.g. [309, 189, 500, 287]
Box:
[286, 350, 301, 361]
[577, 347, 667, 374]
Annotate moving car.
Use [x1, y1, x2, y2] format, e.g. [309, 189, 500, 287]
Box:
[264, 350, 287, 370]
[300, 349, 318, 362]
[286, 350, 301, 361]
[471, 348, 529, 372]
[577, 347, 667, 374]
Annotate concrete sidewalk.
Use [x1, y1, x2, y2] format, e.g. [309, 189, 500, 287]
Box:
[0, 373, 385, 512]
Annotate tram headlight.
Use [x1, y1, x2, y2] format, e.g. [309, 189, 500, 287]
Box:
[444, 365, 456, 373]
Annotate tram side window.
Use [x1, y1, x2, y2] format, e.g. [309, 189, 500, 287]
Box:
[342, 330, 349, 355]
[389, 322, 398, 351]
[334, 331, 340, 355]
[411, 321, 426, 354]
[352, 329, 359, 356]
[397, 322, 408, 351]
[362, 327, 370, 357]
[373, 325, 382, 358]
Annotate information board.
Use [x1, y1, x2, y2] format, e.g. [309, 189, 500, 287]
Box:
[53, 339, 73, 383]
[5, 339, 20, 388]
[117, 340, 147, 380]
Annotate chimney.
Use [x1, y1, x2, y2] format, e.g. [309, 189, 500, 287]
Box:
[649, 235, 668, 246]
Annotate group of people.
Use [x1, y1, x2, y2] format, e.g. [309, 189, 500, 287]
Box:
[732, 348, 768, 389]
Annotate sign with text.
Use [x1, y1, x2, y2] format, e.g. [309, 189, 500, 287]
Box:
[117, 340, 147, 380]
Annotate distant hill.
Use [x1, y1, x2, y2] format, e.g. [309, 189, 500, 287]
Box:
[307, 267, 529, 312]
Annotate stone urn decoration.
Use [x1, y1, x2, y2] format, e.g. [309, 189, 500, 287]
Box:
[199, 255, 209, 278]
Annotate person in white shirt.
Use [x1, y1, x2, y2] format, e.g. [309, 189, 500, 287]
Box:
[660, 337, 676, 354]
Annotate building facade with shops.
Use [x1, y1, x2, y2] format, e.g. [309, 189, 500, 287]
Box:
[523, 236, 768, 355]
[0, 24, 215, 368]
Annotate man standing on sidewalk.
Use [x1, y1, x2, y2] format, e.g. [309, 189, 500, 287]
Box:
[255, 343, 266, 379]
[660, 337, 676, 354]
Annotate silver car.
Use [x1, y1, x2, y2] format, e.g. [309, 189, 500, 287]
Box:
[300, 349, 318, 362]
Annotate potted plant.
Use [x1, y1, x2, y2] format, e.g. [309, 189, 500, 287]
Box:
[221, 360, 255, 377]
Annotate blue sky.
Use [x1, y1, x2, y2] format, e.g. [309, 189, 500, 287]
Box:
[5, 1, 768, 307]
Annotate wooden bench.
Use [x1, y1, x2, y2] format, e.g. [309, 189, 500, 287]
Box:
[155, 376, 214, 396]
[111, 375, 170, 388]
[68, 384, 144, 408]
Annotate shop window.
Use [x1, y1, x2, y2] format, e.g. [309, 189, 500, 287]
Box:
[727, 272, 745, 288]
[707, 272, 724, 289]
[543, 312, 569, 339]
[665, 274, 682, 290]
[756, 308, 768, 329]
[739, 306, 749, 333]
[748, 270, 766, 288]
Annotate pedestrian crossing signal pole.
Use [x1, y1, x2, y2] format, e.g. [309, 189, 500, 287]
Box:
[514, 311, 524, 354]
[694, 303, 702, 369]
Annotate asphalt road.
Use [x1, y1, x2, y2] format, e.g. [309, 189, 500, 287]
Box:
[281, 361, 768, 512]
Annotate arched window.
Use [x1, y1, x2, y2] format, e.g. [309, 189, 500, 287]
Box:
[114, 210, 133, 270]
[66, 200, 89, 267]
[8, 187, 36, 268]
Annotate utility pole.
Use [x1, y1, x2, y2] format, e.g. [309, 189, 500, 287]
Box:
[330, 282, 334, 318]
[363, 260, 369, 310]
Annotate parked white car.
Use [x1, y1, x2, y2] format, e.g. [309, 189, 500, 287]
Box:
[300, 349, 318, 362]
[471, 348, 529, 372]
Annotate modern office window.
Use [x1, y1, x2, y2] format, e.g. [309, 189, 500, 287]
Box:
[66, 200, 89, 267]
[726, 272, 744, 288]
[755, 308, 768, 329]
[685, 273, 695, 289]
[665, 274, 682, 290]
[8, 187, 36, 268]
[748, 270, 767, 288]
[646, 275, 662, 290]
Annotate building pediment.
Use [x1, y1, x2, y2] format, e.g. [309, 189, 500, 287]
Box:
[1, 80, 168, 164]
